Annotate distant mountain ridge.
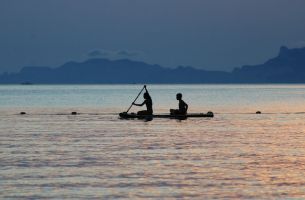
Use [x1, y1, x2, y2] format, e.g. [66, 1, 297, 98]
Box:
[1, 46, 305, 83]
[232, 46, 305, 83]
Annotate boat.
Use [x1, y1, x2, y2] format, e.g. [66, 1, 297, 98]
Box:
[21, 82, 33, 85]
[119, 111, 214, 119]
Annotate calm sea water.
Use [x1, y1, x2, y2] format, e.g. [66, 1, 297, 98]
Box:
[1, 84, 305, 199]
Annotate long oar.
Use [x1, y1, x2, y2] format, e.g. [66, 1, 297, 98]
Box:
[126, 85, 146, 113]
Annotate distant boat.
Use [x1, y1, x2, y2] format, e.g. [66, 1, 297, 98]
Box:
[21, 82, 33, 85]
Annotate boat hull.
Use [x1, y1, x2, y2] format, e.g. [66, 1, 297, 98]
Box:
[119, 112, 214, 119]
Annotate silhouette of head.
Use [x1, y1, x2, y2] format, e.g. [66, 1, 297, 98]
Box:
[176, 93, 182, 100]
[144, 92, 150, 99]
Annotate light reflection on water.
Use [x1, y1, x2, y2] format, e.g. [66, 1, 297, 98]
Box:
[1, 85, 305, 199]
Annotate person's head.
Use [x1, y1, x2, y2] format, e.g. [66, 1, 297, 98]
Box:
[176, 93, 182, 100]
[144, 92, 150, 99]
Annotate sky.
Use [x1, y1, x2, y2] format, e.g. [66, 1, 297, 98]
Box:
[0, 0, 305, 73]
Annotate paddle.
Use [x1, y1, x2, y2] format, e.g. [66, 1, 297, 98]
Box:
[125, 85, 146, 113]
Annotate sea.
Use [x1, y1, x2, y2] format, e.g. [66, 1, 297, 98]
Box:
[1, 84, 305, 199]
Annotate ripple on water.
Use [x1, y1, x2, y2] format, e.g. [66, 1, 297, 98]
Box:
[1, 112, 305, 199]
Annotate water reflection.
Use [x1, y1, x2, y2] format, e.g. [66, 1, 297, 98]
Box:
[1, 111, 305, 199]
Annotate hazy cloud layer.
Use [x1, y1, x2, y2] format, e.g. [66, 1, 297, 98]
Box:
[87, 49, 142, 59]
[288, 41, 305, 48]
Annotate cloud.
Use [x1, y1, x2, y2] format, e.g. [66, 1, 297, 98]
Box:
[87, 50, 107, 57]
[117, 50, 138, 57]
[87, 49, 142, 59]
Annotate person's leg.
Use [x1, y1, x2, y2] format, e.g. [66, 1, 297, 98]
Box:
[170, 109, 180, 115]
[137, 110, 151, 115]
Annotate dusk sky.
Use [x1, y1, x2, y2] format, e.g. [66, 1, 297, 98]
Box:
[0, 0, 305, 73]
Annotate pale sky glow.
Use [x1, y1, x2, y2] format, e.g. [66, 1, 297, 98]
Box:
[0, 0, 305, 72]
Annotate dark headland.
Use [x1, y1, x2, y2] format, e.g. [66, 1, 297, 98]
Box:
[1, 46, 305, 84]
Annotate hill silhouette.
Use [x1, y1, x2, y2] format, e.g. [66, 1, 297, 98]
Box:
[232, 46, 305, 83]
[0, 59, 231, 84]
[0, 46, 305, 84]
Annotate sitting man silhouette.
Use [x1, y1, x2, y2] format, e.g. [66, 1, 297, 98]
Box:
[133, 86, 153, 115]
[170, 93, 188, 115]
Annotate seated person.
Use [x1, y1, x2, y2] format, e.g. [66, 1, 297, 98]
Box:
[170, 93, 188, 115]
[133, 87, 153, 115]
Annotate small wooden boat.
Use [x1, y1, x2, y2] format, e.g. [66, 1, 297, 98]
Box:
[119, 111, 214, 119]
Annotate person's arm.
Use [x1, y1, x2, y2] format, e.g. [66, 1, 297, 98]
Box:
[185, 102, 188, 112]
[133, 100, 146, 106]
[144, 85, 149, 94]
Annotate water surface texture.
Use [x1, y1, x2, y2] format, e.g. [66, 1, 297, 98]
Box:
[1, 85, 305, 199]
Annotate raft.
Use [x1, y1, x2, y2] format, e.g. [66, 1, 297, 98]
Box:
[119, 112, 214, 119]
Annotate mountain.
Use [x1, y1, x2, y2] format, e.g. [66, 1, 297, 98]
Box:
[0, 46, 305, 83]
[0, 59, 231, 84]
[232, 46, 305, 83]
